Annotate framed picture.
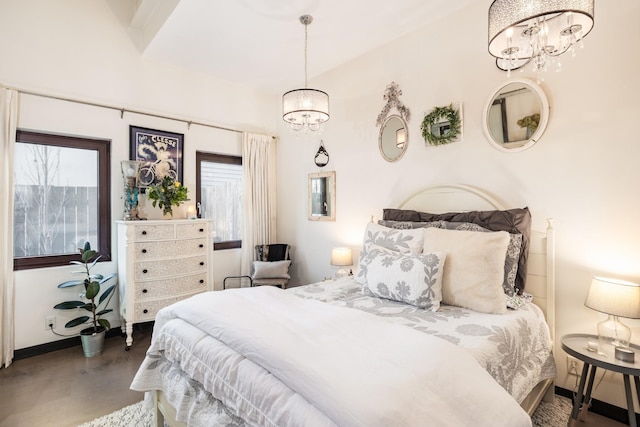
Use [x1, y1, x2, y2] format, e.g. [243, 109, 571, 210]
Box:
[129, 126, 184, 187]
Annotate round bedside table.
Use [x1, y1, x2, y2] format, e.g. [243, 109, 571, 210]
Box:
[561, 333, 640, 427]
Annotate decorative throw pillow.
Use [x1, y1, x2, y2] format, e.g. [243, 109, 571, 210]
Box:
[422, 227, 509, 314]
[441, 222, 522, 297]
[383, 207, 531, 294]
[354, 223, 425, 285]
[252, 260, 291, 279]
[362, 222, 424, 253]
[376, 220, 446, 230]
[362, 249, 445, 311]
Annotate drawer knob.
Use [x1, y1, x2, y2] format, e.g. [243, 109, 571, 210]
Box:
[143, 309, 148, 314]
[142, 269, 148, 274]
[141, 249, 147, 254]
[199, 244, 204, 248]
[199, 228, 204, 232]
[142, 230, 147, 235]
[142, 289, 148, 293]
[200, 262, 204, 266]
[199, 279, 204, 284]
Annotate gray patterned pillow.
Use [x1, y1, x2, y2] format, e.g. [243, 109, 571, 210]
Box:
[362, 248, 445, 310]
[354, 223, 425, 285]
[376, 220, 446, 230]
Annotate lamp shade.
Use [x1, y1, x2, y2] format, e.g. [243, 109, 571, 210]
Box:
[585, 277, 640, 319]
[331, 247, 353, 267]
[121, 160, 140, 180]
[282, 88, 330, 129]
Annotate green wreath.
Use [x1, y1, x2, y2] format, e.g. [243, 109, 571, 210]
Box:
[421, 104, 461, 146]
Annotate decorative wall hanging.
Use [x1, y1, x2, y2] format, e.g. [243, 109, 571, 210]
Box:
[377, 82, 410, 163]
[129, 126, 184, 187]
[376, 82, 410, 126]
[421, 103, 462, 147]
[314, 140, 329, 167]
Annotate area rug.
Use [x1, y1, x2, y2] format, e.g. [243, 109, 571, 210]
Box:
[78, 395, 574, 427]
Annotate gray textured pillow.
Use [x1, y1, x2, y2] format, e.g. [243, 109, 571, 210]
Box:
[383, 207, 531, 294]
[252, 260, 291, 279]
[362, 248, 445, 310]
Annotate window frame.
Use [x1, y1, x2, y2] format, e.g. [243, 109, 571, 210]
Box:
[13, 130, 112, 271]
[196, 151, 242, 250]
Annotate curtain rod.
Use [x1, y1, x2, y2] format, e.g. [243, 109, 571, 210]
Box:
[9, 86, 276, 138]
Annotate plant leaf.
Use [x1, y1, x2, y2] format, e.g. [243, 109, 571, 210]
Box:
[99, 273, 117, 285]
[85, 281, 100, 299]
[98, 318, 111, 330]
[82, 242, 91, 252]
[65, 316, 89, 328]
[98, 284, 116, 305]
[80, 303, 94, 311]
[82, 249, 97, 263]
[54, 301, 85, 309]
[96, 309, 113, 316]
[57, 280, 83, 289]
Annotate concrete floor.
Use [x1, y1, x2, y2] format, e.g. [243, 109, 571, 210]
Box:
[0, 326, 151, 427]
[0, 324, 628, 427]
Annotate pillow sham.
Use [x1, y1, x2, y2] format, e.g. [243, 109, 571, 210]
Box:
[362, 222, 424, 253]
[383, 207, 531, 294]
[441, 222, 522, 297]
[422, 227, 509, 314]
[252, 260, 291, 280]
[354, 223, 425, 285]
[362, 248, 445, 311]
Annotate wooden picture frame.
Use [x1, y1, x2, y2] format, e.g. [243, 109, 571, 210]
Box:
[129, 126, 184, 187]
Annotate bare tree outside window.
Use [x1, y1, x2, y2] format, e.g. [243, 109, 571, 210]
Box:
[13, 131, 111, 270]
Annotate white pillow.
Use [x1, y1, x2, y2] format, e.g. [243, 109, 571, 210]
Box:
[252, 260, 291, 279]
[354, 223, 425, 284]
[422, 227, 509, 314]
[362, 249, 445, 311]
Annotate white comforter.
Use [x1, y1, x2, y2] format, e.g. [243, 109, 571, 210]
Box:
[132, 286, 531, 427]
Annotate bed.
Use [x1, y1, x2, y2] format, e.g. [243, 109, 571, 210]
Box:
[131, 184, 556, 427]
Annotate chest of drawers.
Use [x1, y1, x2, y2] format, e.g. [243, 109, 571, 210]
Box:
[116, 219, 213, 348]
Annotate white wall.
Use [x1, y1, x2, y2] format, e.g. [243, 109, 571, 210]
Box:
[276, 1, 640, 410]
[0, 0, 275, 349]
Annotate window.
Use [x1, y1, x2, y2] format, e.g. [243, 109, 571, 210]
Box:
[196, 152, 242, 250]
[13, 130, 111, 270]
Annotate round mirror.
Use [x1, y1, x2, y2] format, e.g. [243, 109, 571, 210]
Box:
[482, 78, 549, 152]
[379, 115, 408, 162]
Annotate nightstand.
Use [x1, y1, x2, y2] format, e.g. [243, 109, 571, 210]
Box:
[561, 333, 640, 427]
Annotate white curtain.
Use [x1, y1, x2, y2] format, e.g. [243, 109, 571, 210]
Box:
[0, 88, 18, 368]
[241, 133, 277, 278]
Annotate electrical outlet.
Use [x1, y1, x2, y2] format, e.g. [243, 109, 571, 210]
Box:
[566, 355, 583, 376]
[45, 315, 56, 330]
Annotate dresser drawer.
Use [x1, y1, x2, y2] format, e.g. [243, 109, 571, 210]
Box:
[132, 224, 175, 241]
[133, 273, 208, 299]
[176, 223, 209, 239]
[134, 255, 208, 280]
[133, 293, 197, 322]
[134, 239, 207, 260]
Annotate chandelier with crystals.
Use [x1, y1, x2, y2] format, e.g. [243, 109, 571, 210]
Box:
[282, 15, 330, 132]
[488, 0, 594, 79]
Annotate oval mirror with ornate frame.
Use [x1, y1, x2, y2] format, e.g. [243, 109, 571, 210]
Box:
[379, 115, 408, 162]
[376, 82, 410, 162]
[482, 78, 550, 152]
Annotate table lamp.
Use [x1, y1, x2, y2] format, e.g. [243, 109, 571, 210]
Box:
[584, 276, 640, 352]
[121, 160, 141, 220]
[331, 247, 353, 279]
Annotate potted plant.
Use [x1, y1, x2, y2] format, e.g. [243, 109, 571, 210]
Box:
[54, 242, 117, 357]
[147, 176, 189, 218]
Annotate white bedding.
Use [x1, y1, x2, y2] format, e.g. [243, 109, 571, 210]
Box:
[131, 284, 536, 426]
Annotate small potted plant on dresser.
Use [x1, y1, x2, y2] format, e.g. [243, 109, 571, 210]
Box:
[53, 242, 117, 357]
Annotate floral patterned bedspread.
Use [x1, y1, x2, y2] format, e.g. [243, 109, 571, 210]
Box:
[289, 277, 556, 404]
